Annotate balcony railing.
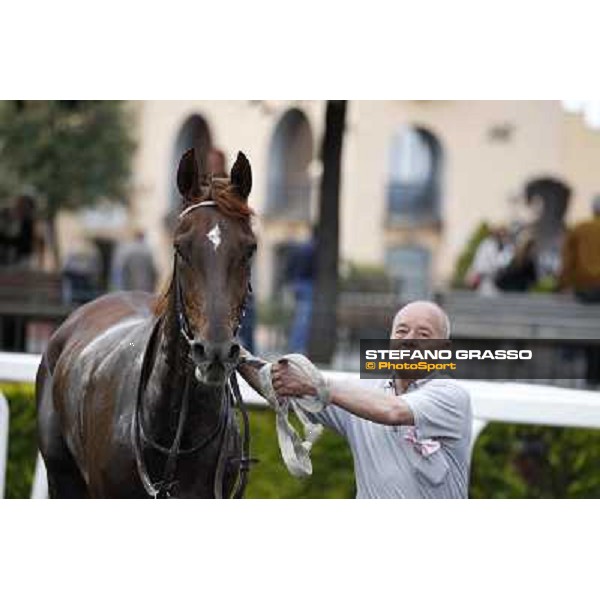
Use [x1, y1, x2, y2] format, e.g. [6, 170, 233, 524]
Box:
[386, 181, 440, 224]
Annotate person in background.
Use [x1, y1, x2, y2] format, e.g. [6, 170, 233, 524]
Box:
[0, 195, 43, 350]
[285, 230, 316, 354]
[524, 177, 571, 282]
[465, 225, 513, 296]
[0, 205, 13, 265]
[110, 230, 158, 293]
[494, 234, 538, 292]
[206, 147, 227, 177]
[62, 245, 103, 305]
[559, 195, 600, 302]
[559, 195, 600, 386]
[0, 195, 38, 267]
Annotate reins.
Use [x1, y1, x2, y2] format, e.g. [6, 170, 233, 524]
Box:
[132, 196, 256, 499]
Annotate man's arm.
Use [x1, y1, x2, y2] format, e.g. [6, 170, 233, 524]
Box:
[236, 349, 352, 435]
[271, 361, 414, 427]
[327, 378, 414, 426]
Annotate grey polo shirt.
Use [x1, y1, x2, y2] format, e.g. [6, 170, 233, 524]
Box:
[311, 377, 472, 499]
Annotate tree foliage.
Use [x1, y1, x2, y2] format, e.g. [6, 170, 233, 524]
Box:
[451, 221, 491, 288]
[0, 101, 135, 216]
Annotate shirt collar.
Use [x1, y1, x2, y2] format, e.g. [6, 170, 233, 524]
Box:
[385, 375, 437, 394]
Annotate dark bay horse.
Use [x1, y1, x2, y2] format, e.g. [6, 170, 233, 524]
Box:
[36, 149, 257, 498]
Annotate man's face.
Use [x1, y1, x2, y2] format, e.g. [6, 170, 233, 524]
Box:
[390, 304, 444, 340]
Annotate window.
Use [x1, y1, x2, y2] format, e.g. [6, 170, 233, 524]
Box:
[387, 126, 442, 224]
[266, 109, 313, 221]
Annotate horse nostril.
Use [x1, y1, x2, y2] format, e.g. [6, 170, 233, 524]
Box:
[192, 342, 206, 361]
[199, 341, 240, 365]
[229, 343, 240, 361]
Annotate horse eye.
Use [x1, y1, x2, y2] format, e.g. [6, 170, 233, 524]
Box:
[245, 244, 257, 260]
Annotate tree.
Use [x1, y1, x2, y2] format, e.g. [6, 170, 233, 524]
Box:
[0, 100, 136, 265]
[308, 100, 347, 364]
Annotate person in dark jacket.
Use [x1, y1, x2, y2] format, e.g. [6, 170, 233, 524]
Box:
[285, 234, 316, 353]
[0, 195, 37, 266]
[495, 235, 537, 292]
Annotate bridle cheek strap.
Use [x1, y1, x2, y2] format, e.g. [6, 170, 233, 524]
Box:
[174, 197, 252, 349]
[173, 250, 252, 349]
[173, 254, 195, 348]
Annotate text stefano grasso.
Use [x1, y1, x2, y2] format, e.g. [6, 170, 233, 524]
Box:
[364, 349, 533, 361]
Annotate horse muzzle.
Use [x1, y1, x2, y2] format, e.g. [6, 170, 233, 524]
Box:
[191, 339, 240, 385]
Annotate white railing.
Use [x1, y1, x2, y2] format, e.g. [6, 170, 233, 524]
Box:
[1, 351, 599, 498]
[0, 391, 8, 498]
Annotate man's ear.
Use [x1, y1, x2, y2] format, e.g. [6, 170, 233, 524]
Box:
[177, 147, 206, 200]
[230, 151, 252, 201]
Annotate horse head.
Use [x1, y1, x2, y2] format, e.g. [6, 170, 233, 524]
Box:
[172, 146, 256, 386]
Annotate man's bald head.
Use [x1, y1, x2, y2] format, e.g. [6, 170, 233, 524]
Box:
[391, 301, 451, 340]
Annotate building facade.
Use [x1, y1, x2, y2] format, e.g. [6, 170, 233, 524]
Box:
[59, 100, 600, 302]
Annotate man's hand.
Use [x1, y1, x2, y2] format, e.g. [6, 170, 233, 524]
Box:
[272, 355, 414, 426]
[271, 359, 317, 398]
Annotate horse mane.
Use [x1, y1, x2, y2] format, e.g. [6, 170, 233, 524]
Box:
[152, 280, 173, 318]
[152, 180, 254, 317]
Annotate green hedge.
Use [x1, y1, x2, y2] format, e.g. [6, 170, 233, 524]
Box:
[451, 221, 491, 289]
[3, 384, 600, 499]
[245, 410, 355, 499]
[1, 383, 38, 499]
[0, 384, 355, 499]
[470, 422, 600, 499]
[339, 262, 396, 293]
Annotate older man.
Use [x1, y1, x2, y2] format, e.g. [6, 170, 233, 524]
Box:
[270, 301, 472, 499]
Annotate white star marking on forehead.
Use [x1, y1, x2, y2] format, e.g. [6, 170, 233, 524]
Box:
[207, 223, 221, 251]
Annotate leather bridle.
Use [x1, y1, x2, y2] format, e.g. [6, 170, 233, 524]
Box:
[173, 198, 252, 349]
[132, 198, 257, 499]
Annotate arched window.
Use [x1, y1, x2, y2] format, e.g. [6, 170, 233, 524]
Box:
[265, 109, 313, 221]
[387, 126, 442, 224]
[385, 245, 432, 300]
[170, 114, 212, 210]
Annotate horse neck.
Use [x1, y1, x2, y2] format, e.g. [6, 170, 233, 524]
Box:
[143, 296, 226, 446]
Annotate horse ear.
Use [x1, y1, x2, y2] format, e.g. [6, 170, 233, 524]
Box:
[177, 148, 200, 199]
[230, 151, 252, 200]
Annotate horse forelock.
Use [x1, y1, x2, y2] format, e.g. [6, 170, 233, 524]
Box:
[185, 179, 254, 223]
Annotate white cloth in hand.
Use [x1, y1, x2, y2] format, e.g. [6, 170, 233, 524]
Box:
[258, 354, 330, 478]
